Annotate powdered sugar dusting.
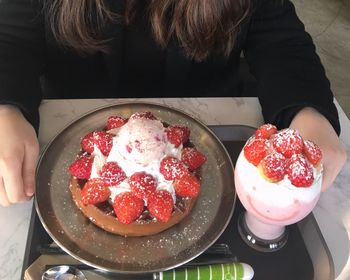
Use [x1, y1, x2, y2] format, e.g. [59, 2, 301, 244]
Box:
[287, 154, 314, 187]
[272, 128, 303, 158]
[303, 139, 322, 166]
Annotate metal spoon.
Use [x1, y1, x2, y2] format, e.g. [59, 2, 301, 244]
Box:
[42, 265, 87, 280]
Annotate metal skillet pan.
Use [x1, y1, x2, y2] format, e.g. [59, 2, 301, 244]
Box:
[35, 101, 236, 274]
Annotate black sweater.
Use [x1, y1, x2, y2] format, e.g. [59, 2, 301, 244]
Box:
[0, 0, 340, 134]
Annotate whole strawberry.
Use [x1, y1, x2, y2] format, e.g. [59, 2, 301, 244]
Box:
[166, 125, 190, 148]
[100, 162, 126, 186]
[174, 174, 201, 198]
[286, 154, 314, 187]
[130, 111, 157, 120]
[272, 128, 303, 158]
[243, 137, 269, 166]
[160, 156, 189, 180]
[68, 155, 93, 179]
[259, 153, 286, 182]
[181, 147, 206, 171]
[106, 115, 127, 130]
[147, 190, 174, 222]
[81, 179, 111, 205]
[81, 131, 113, 156]
[303, 140, 322, 166]
[113, 192, 144, 224]
[129, 172, 157, 199]
[255, 124, 277, 139]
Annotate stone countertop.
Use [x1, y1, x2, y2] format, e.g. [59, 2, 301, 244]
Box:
[0, 98, 349, 280]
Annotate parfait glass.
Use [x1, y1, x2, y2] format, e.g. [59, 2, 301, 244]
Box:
[234, 151, 322, 252]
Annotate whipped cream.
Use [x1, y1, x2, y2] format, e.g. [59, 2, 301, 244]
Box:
[90, 144, 107, 179]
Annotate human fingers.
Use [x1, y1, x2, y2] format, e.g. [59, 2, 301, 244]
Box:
[0, 177, 10, 207]
[1, 153, 26, 203]
[23, 141, 39, 197]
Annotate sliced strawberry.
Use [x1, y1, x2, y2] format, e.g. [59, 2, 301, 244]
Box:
[286, 154, 314, 187]
[129, 172, 157, 199]
[68, 155, 93, 179]
[303, 140, 322, 166]
[81, 131, 113, 156]
[272, 128, 303, 158]
[106, 115, 127, 130]
[147, 190, 174, 222]
[243, 137, 269, 166]
[174, 174, 201, 198]
[259, 153, 286, 182]
[159, 156, 189, 180]
[100, 162, 126, 186]
[81, 178, 111, 205]
[130, 111, 157, 120]
[255, 124, 277, 139]
[113, 192, 144, 224]
[166, 125, 190, 148]
[181, 147, 207, 171]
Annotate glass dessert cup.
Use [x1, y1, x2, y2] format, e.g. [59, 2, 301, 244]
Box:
[234, 151, 322, 253]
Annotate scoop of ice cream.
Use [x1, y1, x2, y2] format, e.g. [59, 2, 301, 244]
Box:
[109, 116, 167, 166]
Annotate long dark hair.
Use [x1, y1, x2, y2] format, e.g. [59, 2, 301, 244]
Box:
[45, 0, 251, 61]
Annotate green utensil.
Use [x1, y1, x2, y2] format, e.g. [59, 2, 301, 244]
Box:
[153, 262, 254, 280]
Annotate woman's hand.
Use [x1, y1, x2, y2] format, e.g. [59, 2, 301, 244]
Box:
[289, 107, 347, 191]
[0, 105, 39, 206]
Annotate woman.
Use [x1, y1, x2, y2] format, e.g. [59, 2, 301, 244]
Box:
[0, 0, 346, 206]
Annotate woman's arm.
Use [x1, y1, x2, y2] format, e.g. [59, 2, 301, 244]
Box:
[243, 1, 346, 190]
[0, 0, 44, 131]
[244, 0, 340, 133]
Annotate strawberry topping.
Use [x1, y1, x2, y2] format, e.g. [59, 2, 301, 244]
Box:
[259, 153, 286, 182]
[303, 140, 322, 166]
[113, 192, 144, 224]
[100, 162, 127, 186]
[166, 125, 190, 148]
[243, 137, 269, 166]
[106, 115, 127, 130]
[129, 172, 157, 199]
[272, 128, 303, 158]
[181, 147, 207, 171]
[81, 178, 111, 205]
[286, 154, 314, 187]
[255, 124, 277, 139]
[159, 156, 189, 180]
[174, 174, 201, 198]
[81, 131, 113, 156]
[244, 125, 323, 188]
[130, 111, 157, 120]
[68, 155, 93, 179]
[147, 190, 174, 222]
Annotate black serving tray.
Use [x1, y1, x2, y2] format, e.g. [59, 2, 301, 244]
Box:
[21, 125, 334, 280]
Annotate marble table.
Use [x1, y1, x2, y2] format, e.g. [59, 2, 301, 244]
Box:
[0, 98, 349, 280]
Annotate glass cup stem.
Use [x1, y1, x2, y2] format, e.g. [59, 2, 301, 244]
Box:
[238, 211, 288, 252]
[245, 212, 285, 240]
